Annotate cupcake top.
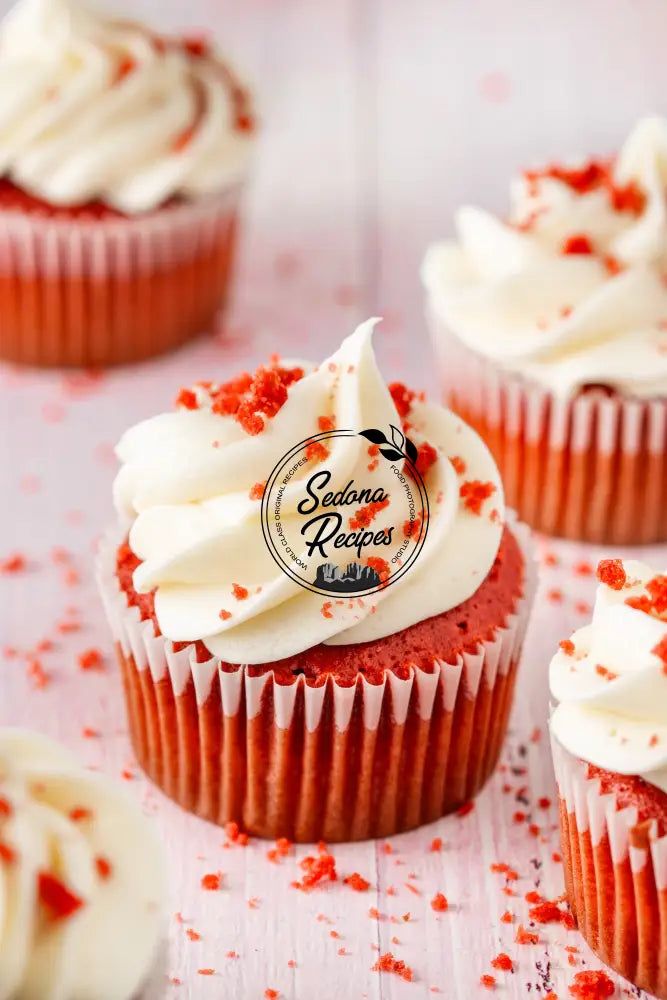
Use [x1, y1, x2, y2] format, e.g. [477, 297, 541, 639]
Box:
[422, 117, 667, 399]
[550, 558, 667, 794]
[114, 319, 506, 665]
[0, 728, 166, 1000]
[0, 0, 254, 214]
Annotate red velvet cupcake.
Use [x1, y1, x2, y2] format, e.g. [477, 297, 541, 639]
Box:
[99, 320, 536, 841]
[550, 558, 667, 997]
[0, 0, 254, 367]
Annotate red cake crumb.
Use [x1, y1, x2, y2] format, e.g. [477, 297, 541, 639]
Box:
[500, 910, 513, 923]
[78, 648, 104, 671]
[562, 234, 594, 255]
[69, 807, 93, 821]
[430, 893, 449, 912]
[264, 990, 279, 999]
[456, 800, 475, 817]
[291, 843, 337, 890]
[372, 952, 414, 982]
[459, 480, 496, 516]
[595, 664, 617, 681]
[175, 388, 198, 409]
[524, 159, 645, 215]
[249, 481, 266, 500]
[186, 928, 201, 941]
[388, 383, 416, 418]
[318, 415, 335, 432]
[449, 455, 466, 475]
[0, 553, 26, 574]
[349, 497, 390, 530]
[529, 900, 575, 929]
[559, 639, 575, 656]
[343, 873, 370, 892]
[596, 558, 626, 590]
[480, 974, 496, 989]
[0, 842, 16, 864]
[491, 953, 512, 972]
[515, 924, 539, 945]
[232, 583, 249, 600]
[95, 856, 112, 880]
[430, 838, 442, 852]
[652, 636, 667, 670]
[568, 970, 615, 998]
[219, 609, 232, 621]
[198, 969, 215, 976]
[415, 442, 438, 477]
[38, 872, 84, 921]
[647, 573, 667, 614]
[201, 872, 223, 891]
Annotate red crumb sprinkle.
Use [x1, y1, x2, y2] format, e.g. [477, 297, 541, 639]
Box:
[95, 856, 112, 880]
[388, 383, 416, 419]
[562, 233, 594, 255]
[198, 969, 215, 976]
[500, 910, 513, 923]
[232, 583, 249, 600]
[595, 664, 618, 682]
[480, 974, 496, 989]
[491, 953, 513, 972]
[78, 648, 104, 671]
[201, 872, 223, 891]
[574, 560, 593, 576]
[69, 807, 93, 821]
[459, 480, 496, 516]
[430, 892, 449, 912]
[321, 602, 333, 619]
[0, 797, 13, 818]
[529, 900, 575, 929]
[366, 556, 390, 584]
[449, 455, 466, 475]
[186, 928, 201, 941]
[318, 415, 335, 432]
[626, 594, 651, 613]
[559, 639, 575, 656]
[175, 388, 198, 409]
[372, 952, 414, 982]
[647, 574, 667, 614]
[552, 851, 562, 863]
[538, 796, 551, 809]
[0, 553, 26, 573]
[430, 838, 442, 852]
[515, 924, 539, 945]
[305, 440, 329, 463]
[0, 842, 16, 864]
[27, 659, 50, 689]
[652, 636, 667, 671]
[265, 990, 279, 999]
[219, 609, 232, 621]
[291, 843, 337, 891]
[343, 873, 371, 892]
[349, 496, 390, 530]
[415, 442, 438, 477]
[568, 970, 615, 998]
[249, 481, 266, 500]
[38, 872, 84, 921]
[596, 558, 626, 590]
[456, 800, 475, 818]
[525, 159, 645, 216]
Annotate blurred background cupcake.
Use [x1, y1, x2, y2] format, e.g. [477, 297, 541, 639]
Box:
[0, 726, 166, 999]
[98, 319, 536, 842]
[0, 0, 255, 368]
[550, 558, 667, 998]
[422, 117, 667, 545]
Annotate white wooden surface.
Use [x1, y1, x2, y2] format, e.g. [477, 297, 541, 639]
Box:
[2, 1, 667, 997]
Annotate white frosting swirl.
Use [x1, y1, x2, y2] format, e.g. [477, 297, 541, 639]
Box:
[423, 117, 667, 398]
[114, 319, 506, 664]
[0, 728, 166, 1000]
[550, 560, 667, 794]
[0, 0, 254, 213]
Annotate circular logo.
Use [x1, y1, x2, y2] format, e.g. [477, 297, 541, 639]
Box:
[260, 425, 429, 597]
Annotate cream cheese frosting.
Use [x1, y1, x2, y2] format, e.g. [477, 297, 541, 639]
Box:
[422, 116, 667, 398]
[550, 559, 667, 794]
[0, 727, 166, 1000]
[114, 319, 507, 664]
[0, 0, 254, 213]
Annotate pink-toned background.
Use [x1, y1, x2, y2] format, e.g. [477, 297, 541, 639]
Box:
[2, 0, 667, 997]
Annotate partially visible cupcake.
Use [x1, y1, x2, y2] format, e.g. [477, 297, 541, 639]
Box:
[550, 558, 667, 998]
[98, 318, 536, 842]
[0, 0, 255, 368]
[423, 117, 667, 544]
[0, 727, 166, 999]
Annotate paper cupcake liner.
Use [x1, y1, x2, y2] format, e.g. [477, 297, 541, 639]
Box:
[428, 313, 667, 544]
[551, 736, 667, 998]
[0, 184, 242, 368]
[97, 516, 536, 842]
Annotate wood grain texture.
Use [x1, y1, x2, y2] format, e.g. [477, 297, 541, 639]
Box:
[1, 0, 667, 997]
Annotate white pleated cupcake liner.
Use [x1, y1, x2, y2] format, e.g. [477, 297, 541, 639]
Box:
[427, 309, 667, 544]
[551, 733, 667, 997]
[0, 183, 242, 368]
[97, 514, 536, 842]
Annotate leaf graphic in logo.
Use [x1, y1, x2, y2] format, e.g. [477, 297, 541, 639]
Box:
[404, 437, 418, 466]
[379, 447, 404, 461]
[389, 424, 405, 450]
[359, 428, 388, 445]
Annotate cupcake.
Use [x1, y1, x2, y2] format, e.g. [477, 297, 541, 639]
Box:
[550, 558, 667, 997]
[0, 727, 166, 999]
[98, 318, 536, 842]
[0, 0, 254, 368]
[422, 117, 667, 544]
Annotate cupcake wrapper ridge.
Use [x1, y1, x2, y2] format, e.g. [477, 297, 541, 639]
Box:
[98, 515, 536, 842]
[552, 736, 667, 998]
[0, 184, 242, 368]
[428, 312, 667, 544]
